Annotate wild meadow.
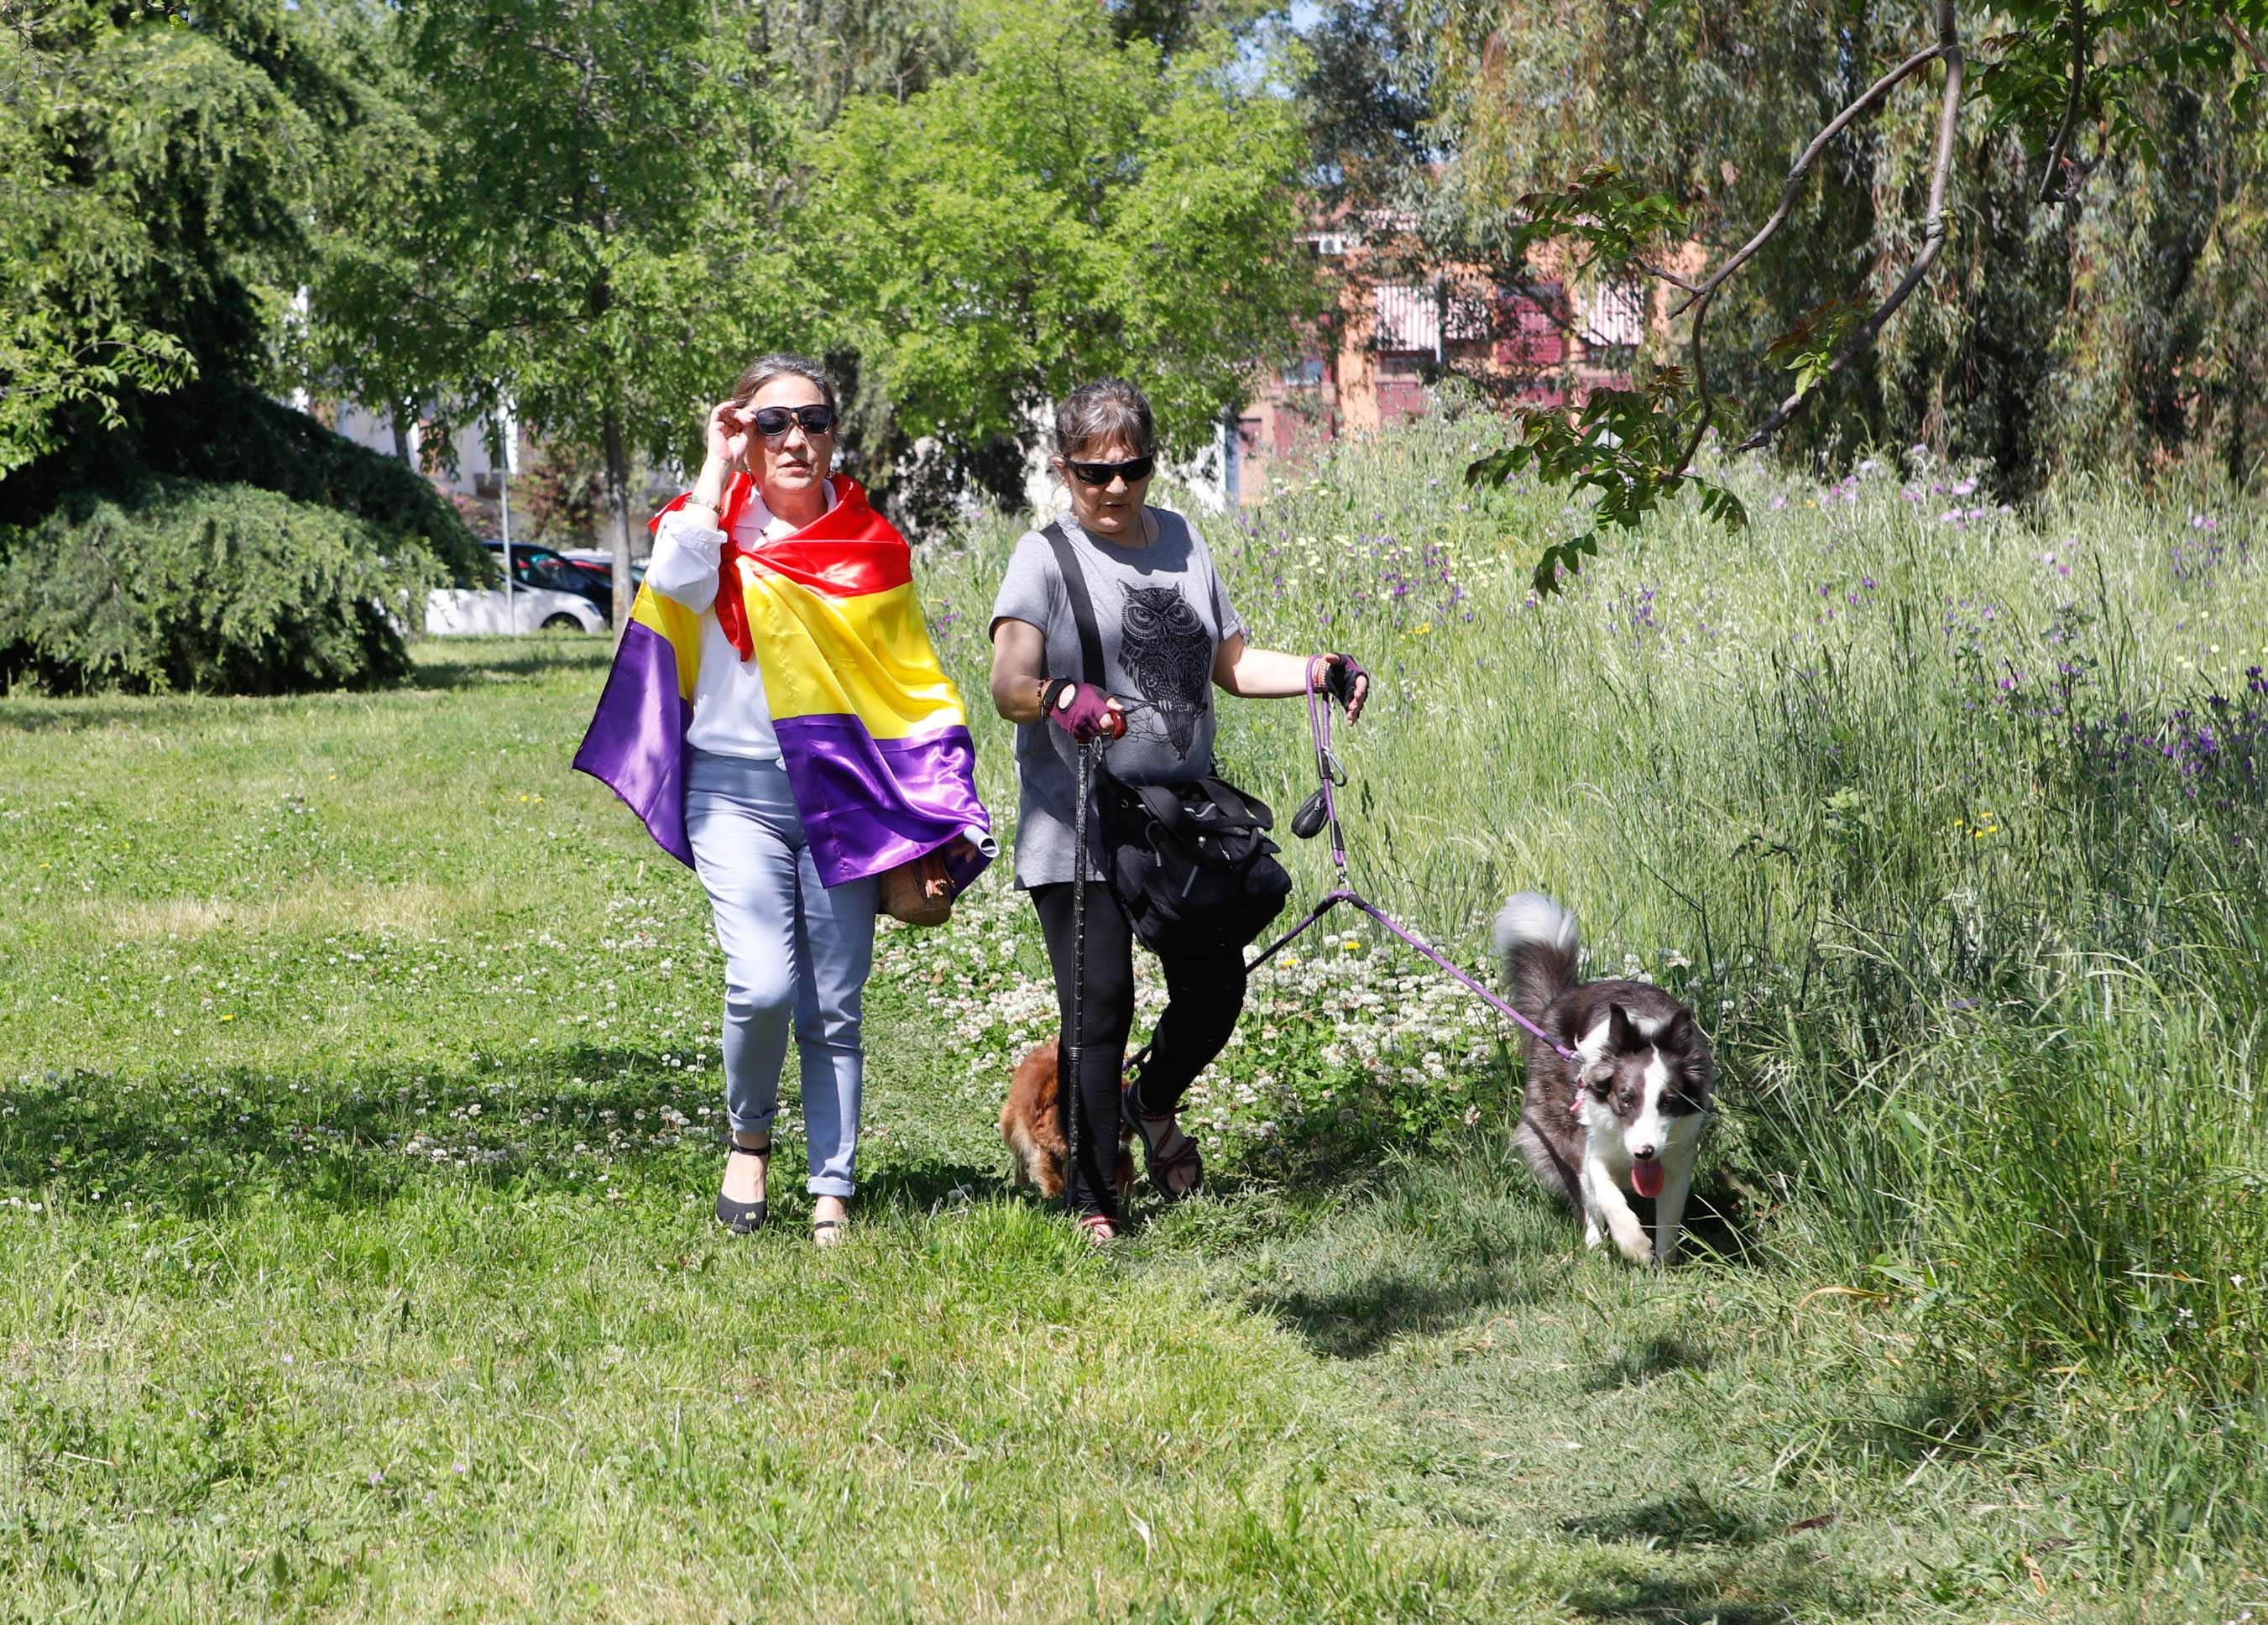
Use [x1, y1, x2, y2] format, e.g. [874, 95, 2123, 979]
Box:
[3, 415, 2263, 1621]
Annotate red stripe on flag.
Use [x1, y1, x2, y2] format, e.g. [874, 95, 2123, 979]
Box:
[741, 537, 912, 599]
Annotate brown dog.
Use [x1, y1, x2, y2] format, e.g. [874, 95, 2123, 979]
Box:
[1001, 1038, 1136, 1201]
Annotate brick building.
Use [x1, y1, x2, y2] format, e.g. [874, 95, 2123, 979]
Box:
[1227, 226, 1655, 501]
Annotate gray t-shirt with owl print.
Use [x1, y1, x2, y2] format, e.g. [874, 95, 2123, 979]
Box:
[989, 506, 1246, 888]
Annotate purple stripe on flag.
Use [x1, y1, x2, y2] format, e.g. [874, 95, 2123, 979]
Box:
[572, 619, 695, 867]
[774, 716, 996, 891]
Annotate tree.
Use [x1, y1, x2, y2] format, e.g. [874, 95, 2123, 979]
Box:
[1295, 0, 1434, 217]
[748, 0, 970, 129]
[0, 0, 480, 696]
[1424, 0, 2268, 591]
[0, 0, 363, 475]
[800, 0, 1321, 509]
[313, 0, 791, 627]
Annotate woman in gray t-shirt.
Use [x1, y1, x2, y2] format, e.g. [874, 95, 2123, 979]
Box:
[988, 379, 1371, 1243]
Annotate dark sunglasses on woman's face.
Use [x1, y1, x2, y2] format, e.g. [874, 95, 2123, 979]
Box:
[748, 405, 838, 438]
[1066, 455, 1156, 487]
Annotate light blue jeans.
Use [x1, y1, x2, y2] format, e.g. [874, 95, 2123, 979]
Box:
[684, 750, 879, 1197]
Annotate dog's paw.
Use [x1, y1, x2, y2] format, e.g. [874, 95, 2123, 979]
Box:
[1608, 1215, 1653, 1265]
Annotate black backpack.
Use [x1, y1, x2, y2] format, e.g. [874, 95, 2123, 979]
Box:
[1042, 521, 1292, 958]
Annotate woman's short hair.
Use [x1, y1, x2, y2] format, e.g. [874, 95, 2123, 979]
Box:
[1054, 378, 1155, 459]
[733, 353, 836, 410]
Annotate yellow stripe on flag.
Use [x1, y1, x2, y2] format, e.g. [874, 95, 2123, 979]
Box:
[630, 587, 703, 703]
[735, 564, 965, 739]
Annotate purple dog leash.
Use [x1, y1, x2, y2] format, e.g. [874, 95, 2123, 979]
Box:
[1241, 661, 1582, 1064]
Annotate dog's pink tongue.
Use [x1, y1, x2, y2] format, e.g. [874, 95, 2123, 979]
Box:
[1631, 1159, 1666, 1199]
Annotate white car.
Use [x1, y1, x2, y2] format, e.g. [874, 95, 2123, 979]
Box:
[424, 583, 605, 635]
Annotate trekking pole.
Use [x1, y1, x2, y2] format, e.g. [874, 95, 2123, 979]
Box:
[1065, 736, 1100, 1221]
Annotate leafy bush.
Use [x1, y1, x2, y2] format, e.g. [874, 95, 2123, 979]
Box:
[0, 380, 489, 588]
[0, 478, 442, 694]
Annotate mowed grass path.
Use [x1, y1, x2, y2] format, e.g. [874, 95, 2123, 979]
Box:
[0, 635, 2208, 1622]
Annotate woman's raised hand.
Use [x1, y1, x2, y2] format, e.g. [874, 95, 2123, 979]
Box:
[704, 399, 754, 469]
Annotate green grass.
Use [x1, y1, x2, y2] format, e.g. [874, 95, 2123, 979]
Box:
[4, 425, 2265, 1620]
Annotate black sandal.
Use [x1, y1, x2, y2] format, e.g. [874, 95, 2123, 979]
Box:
[716, 1139, 771, 1234]
[810, 1216, 846, 1247]
[1120, 1088, 1204, 1202]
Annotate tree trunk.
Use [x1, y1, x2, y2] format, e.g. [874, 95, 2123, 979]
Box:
[603, 405, 634, 636]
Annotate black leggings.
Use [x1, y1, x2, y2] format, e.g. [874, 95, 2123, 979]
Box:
[1029, 882, 1247, 1219]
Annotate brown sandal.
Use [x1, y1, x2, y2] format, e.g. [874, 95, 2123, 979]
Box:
[1121, 1089, 1204, 1201]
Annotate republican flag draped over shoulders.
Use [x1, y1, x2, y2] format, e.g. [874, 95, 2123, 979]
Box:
[572, 473, 996, 893]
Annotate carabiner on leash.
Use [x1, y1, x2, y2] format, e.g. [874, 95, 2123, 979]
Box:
[1288, 662, 1351, 873]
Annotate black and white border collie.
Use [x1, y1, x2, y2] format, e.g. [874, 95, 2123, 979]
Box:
[1492, 892, 1713, 1265]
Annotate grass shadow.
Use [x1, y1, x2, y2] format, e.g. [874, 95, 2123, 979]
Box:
[1561, 1488, 1772, 1551]
[1555, 1536, 1885, 1622]
[854, 1152, 1005, 1215]
[0, 698, 210, 734]
[404, 635, 612, 692]
[1232, 1158, 1576, 1359]
[1581, 1334, 1716, 1392]
[1672, 1179, 1769, 1267]
[0, 1045, 971, 1222]
[1263, 1256, 1561, 1359]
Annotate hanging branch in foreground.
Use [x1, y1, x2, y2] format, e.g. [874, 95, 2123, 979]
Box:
[1465, 1, 1965, 594]
[1466, 0, 2263, 597]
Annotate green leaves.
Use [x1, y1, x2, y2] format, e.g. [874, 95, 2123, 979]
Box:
[1978, 1, 2267, 186]
[1463, 367, 1742, 597]
[313, 0, 792, 483]
[0, 478, 440, 694]
[1512, 165, 1689, 274]
[0, 0, 353, 473]
[1766, 296, 1869, 398]
[801, 0, 1320, 477]
[0, 320, 194, 478]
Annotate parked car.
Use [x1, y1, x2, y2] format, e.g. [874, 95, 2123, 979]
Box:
[482, 541, 615, 619]
[424, 581, 605, 635]
[559, 547, 646, 591]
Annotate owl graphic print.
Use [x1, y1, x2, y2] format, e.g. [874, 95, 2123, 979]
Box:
[1116, 583, 1213, 760]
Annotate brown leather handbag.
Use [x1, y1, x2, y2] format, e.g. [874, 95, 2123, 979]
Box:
[879, 851, 955, 927]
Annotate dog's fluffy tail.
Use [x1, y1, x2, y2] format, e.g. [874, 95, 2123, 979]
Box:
[1493, 891, 1580, 1017]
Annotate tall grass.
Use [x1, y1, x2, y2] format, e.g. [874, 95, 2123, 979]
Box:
[919, 410, 2267, 1575]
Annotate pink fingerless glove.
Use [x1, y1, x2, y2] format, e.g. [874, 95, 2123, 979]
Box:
[1043, 678, 1124, 744]
[1318, 653, 1370, 718]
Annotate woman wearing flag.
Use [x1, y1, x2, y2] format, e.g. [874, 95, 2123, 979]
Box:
[574, 354, 993, 1245]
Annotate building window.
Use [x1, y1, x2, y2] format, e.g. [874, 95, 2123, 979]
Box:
[1281, 357, 1325, 388]
[1372, 283, 1438, 354]
[1580, 279, 1648, 349]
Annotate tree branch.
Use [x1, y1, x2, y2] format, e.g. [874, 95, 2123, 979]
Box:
[2218, 4, 2268, 73]
[1669, 39, 1948, 321]
[2039, 0, 2088, 204]
[1737, 0, 1963, 451]
[1636, 260, 1700, 294]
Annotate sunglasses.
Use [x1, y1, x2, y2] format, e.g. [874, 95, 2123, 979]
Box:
[1065, 455, 1156, 487]
[746, 404, 838, 439]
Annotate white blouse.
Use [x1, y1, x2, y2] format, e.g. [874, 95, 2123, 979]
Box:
[644, 479, 838, 761]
